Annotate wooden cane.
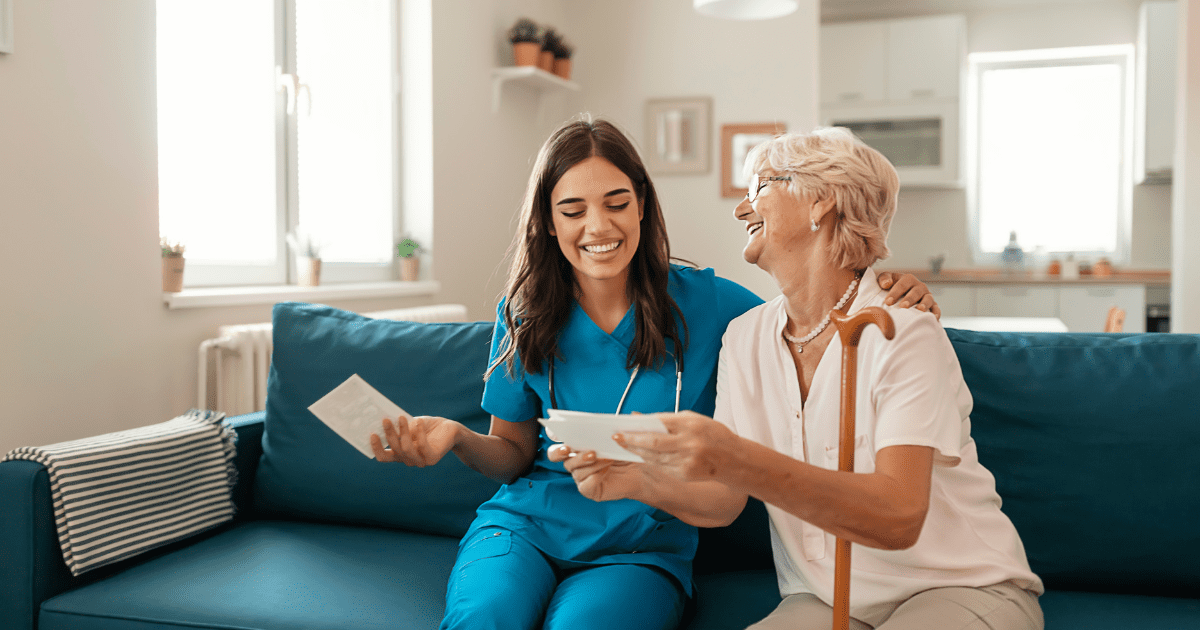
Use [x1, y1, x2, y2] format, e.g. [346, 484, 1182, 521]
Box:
[829, 306, 895, 630]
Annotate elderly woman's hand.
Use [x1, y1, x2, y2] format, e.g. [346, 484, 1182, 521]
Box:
[876, 272, 941, 319]
[615, 412, 738, 483]
[548, 445, 643, 503]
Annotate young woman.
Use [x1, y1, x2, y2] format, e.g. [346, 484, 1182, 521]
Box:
[369, 118, 937, 630]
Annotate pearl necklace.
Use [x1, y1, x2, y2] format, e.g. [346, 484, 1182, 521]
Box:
[782, 272, 863, 353]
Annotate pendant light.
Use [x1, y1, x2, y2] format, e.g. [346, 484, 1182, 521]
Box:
[693, 0, 799, 20]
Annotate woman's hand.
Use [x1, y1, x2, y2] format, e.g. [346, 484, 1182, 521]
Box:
[876, 272, 941, 319]
[615, 412, 738, 483]
[370, 415, 462, 467]
[548, 444, 643, 503]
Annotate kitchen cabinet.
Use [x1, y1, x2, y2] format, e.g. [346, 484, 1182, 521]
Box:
[821, 21, 888, 106]
[975, 286, 1059, 318]
[924, 282, 1150, 332]
[820, 15, 965, 187]
[886, 15, 964, 102]
[820, 15, 965, 107]
[1058, 285, 1147, 333]
[1135, 0, 1177, 184]
[929, 284, 974, 317]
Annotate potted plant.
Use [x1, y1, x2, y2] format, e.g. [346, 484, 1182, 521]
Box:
[552, 38, 573, 80]
[539, 28, 560, 72]
[395, 237, 423, 282]
[286, 227, 323, 287]
[508, 18, 541, 67]
[160, 236, 186, 293]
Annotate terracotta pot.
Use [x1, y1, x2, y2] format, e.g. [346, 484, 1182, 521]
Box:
[553, 58, 572, 80]
[297, 256, 321, 287]
[538, 50, 554, 72]
[513, 42, 540, 67]
[400, 257, 419, 282]
[162, 256, 185, 292]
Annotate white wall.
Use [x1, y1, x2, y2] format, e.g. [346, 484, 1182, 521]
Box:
[1173, 0, 1200, 332]
[563, 0, 821, 300]
[428, 0, 576, 318]
[880, 0, 1175, 272]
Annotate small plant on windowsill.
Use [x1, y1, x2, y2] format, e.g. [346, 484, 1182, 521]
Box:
[286, 227, 323, 287]
[396, 237, 424, 282]
[161, 237, 186, 293]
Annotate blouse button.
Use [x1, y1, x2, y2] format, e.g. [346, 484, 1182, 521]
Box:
[528, 481, 534, 488]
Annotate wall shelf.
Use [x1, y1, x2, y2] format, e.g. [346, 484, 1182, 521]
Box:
[491, 66, 580, 113]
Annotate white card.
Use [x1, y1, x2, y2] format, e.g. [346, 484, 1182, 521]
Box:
[307, 374, 409, 459]
[538, 410, 668, 463]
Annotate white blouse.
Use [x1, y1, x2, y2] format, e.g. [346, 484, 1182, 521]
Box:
[714, 268, 1043, 627]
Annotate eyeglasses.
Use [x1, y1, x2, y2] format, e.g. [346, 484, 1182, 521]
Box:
[746, 174, 791, 203]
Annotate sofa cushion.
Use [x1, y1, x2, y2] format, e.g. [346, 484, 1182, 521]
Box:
[685, 569, 781, 630]
[39, 520, 459, 630]
[1039, 590, 1200, 629]
[946, 329, 1200, 596]
[253, 303, 501, 537]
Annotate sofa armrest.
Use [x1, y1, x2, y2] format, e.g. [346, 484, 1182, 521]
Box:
[0, 411, 266, 630]
[226, 411, 266, 518]
[0, 459, 75, 630]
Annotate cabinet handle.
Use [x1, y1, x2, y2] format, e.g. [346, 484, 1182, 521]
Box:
[838, 92, 863, 102]
[911, 88, 935, 99]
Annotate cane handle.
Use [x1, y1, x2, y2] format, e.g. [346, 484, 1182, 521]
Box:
[828, 306, 895, 630]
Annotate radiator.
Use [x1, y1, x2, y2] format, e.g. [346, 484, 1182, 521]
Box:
[198, 303, 470, 415]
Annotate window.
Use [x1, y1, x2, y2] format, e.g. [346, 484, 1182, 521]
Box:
[156, 0, 398, 287]
[967, 46, 1134, 264]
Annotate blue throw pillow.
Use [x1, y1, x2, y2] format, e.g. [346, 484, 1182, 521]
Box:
[946, 329, 1200, 596]
[253, 302, 501, 537]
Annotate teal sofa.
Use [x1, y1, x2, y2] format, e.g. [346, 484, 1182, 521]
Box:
[4, 302, 1199, 629]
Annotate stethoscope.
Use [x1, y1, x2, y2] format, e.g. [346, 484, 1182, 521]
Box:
[548, 355, 684, 414]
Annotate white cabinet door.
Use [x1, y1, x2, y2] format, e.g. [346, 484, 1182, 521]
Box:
[929, 284, 974, 317]
[975, 286, 1058, 318]
[887, 15, 964, 102]
[821, 21, 887, 106]
[1057, 285, 1146, 333]
[1136, 1, 1177, 183]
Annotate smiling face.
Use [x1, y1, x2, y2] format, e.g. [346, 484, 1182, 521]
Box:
[548, 155, 644, 290]
[733, 172, 814, 271]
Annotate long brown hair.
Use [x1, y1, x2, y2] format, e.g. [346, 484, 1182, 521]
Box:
[486, 117, 687, 379]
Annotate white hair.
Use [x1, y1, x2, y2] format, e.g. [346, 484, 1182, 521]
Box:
[743, 127, 899, 270]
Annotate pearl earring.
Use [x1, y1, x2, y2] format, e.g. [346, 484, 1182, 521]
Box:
[811, 220, 820, 232]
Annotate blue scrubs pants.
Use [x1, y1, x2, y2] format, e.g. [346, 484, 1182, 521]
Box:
[440, 527, 687, 630]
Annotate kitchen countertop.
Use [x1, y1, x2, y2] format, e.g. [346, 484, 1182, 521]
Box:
[882, 269, 1171, 286]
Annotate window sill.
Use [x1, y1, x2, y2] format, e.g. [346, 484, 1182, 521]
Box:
[163, 280, 440, 310]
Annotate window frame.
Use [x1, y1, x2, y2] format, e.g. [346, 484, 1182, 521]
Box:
[965, 45, 1135, 266]
[158, 0, 401, 288]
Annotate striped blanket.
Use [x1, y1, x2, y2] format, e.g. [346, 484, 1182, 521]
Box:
[1, 409, 237, 576]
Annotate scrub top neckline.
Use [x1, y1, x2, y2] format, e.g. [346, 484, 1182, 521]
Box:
[572, 299, 636, 345]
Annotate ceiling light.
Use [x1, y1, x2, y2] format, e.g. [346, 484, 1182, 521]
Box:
[693, 0, 799, 20]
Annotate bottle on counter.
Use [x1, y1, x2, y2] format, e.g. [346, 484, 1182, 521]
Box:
[1061, 253, 1080, 280]
[1001, 231, 1025, 274]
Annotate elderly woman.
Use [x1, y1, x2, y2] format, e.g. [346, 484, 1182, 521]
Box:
[558, 128, 1044, 630]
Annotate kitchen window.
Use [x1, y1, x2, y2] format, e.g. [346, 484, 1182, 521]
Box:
[156, 0, 398, 287]
[967, 46, 1133, 265]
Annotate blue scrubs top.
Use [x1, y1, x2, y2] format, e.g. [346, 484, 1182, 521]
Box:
[474, 265, 763, 596]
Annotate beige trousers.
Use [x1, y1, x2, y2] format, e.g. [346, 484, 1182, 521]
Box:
[747, 581, 1043, 630]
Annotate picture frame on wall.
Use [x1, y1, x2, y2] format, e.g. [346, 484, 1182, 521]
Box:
[643, 97, 711, 174]
[0, 0, 13, 54]
[721, 122, 786, 198]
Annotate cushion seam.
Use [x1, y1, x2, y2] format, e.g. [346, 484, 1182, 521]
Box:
[39, 608, 260, 630]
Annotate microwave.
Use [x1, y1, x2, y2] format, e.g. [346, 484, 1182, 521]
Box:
[821, 100, 962, 188]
